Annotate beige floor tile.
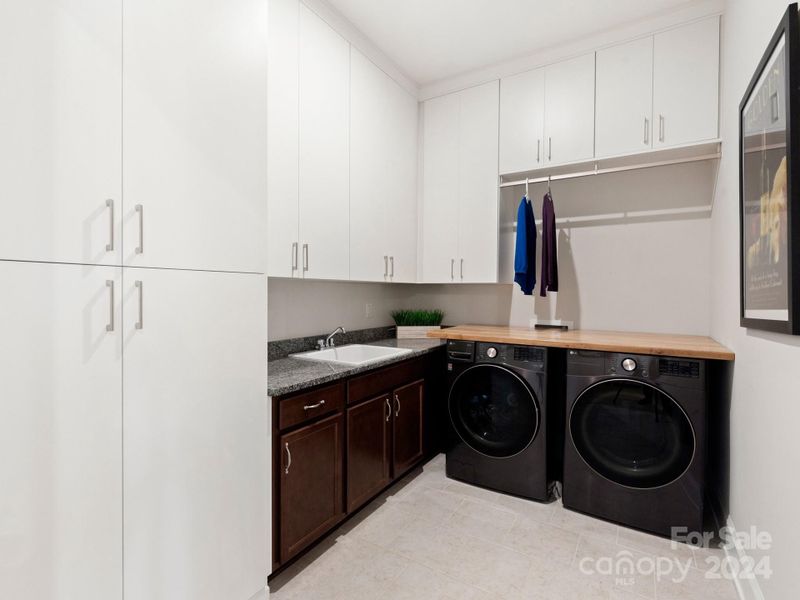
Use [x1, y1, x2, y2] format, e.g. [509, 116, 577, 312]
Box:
[501, 515, 580, 566]
[388, 481, 465, 523]
[656, 563, 740, 600]
[382, 560, 492, 600]
[443, 480, 557, 522]
[547, 503, 620, 540]
[441, 497, 518, 545]
[575, 535, 656, 599]
[616, 525, 696, 563]
[506, 558, 610, 600]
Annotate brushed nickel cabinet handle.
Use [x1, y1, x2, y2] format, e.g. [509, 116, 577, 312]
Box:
[390, 256, 394, 278]
[460, 258, 464, 280]
[384, 255, 388, 278]
[105, 199, 114, 251]
[135, 280, 143, 330]
[135, 204, 144, 254]
[450, 259, 454, 280]
[303, 399, 325, 411]
[659, 114, 665, 142]
[302, 244, 309, 272]
[385, 397, 391, 422]
[394, 394, 400, 417]
[548, 137, 552, 160]
[644, 117, 650, 145]
[291, 242, 298, 271]
[537, 139, 541, 163]
[105, 280, 114, 332]
[284, 442, 291, 475]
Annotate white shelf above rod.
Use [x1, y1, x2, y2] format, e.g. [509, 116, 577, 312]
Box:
[499, 151, 721, 189]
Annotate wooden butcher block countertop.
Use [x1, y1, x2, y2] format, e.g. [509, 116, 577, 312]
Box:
[427, 325, 735, 361]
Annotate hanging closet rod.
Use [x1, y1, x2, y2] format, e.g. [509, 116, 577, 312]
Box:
[499, 151, 721, 189]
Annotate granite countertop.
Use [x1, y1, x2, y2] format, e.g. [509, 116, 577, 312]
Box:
[267, 337, 446, 397]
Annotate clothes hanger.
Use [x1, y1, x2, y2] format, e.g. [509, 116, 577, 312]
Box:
[547, 175, 551, 197]
[525, 178, 530, 202]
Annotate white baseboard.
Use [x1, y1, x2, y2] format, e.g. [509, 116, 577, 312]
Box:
[723, 516, 765, 600]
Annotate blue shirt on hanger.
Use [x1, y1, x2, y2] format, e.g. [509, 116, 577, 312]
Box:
[514, 196, 537, 295]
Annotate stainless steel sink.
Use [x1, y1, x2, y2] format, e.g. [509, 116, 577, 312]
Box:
[290, 344, 412, 366]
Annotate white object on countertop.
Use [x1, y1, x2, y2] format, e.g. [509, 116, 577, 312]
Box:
[291, 344, 413, 366]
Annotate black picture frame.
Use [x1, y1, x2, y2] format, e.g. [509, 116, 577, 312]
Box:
[739, 3, 800, 334]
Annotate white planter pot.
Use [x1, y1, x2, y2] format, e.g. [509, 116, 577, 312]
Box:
[396, 325, 442, 339]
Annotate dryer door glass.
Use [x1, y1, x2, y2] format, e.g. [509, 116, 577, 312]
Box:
[570, 380, 695, 489]
[449, 364, 540, 458]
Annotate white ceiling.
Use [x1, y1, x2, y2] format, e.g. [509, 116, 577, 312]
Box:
[325, 0, 697, 85]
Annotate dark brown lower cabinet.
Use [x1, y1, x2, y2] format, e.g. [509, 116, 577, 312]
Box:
[279, 412, 344, 563]
[346, 394, 391, 513]
[393, 379, 425, 475]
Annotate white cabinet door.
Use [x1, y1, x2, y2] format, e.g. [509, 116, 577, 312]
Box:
[268, 0, 300, 278]
[350, 48, 419, 283]
[0, 262, 122, 600]
[653, 17, 720, 148]
[544, 53, 596, 166]
[596, 37, 654, 158]
[421, 93, 460, 283]
[298, 5, 350, 280]
[123, 268, 267, 600]
[0, 0, 121, 265]
[458, 81, 499, 283]
[499, 68, 545, 174]
[123, 0, 268, 273]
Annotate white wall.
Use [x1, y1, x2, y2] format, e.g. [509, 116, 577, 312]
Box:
[710, 2, 800, 598]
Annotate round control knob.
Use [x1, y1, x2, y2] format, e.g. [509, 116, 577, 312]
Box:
[486, 347, 498, 358]
[621, 358, 637, 372]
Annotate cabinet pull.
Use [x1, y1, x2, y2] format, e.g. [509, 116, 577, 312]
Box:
[644, 117, 650, 145]
[134, 204, 144, 254]
[291, 242, 298, 271]
[390, 256, 394, 278]
[658, 114, 665, 142]
[303, 399, 325, 411]
[135, 280, 143, 330]
[284, 442, 291, 475]
[548, 137, 552, 160]
[450, 258, 454, 280]
[384, 255, 388, 278]
[460, 258, 464, 280]
[385, 397, 391, 422]
[537, 139, 541, 163]
[302, 244, 309, 273]
[394, 394, 400, 417]
[105, 199, 114, 252]
[105, 280, 115, 332]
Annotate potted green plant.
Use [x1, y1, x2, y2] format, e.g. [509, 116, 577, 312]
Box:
[391, 309, 445, 339]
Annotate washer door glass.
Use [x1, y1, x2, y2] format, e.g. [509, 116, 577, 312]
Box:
[449, 364, 539, 458]
[570, 380, 695, 489]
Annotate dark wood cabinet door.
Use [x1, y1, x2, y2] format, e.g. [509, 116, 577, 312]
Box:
[392, 379, 425, 476]
[279, 413, 344, 563]
[346, 395, 391, 512]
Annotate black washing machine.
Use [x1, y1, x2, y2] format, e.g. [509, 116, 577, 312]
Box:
[563, 350, 707, 537]
[444, 340, 562, 502]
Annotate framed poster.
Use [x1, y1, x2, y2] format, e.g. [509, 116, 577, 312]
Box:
[740, 3, 800, 334]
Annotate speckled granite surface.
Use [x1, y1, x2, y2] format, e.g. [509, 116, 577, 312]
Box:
[267, 337, 446, 397]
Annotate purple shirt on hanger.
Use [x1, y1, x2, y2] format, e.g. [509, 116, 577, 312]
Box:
[540, 192, 558, 296]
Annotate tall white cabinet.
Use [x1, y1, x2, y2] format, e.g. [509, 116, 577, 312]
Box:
[0, 0, 269, 598]
[0, 0, 122, 265]
[350, 47, 419, 283]
[0, 262, 123, 600]
[421, 81, 499, 283]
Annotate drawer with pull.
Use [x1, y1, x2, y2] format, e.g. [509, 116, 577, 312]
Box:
[278, 382, 344, 430]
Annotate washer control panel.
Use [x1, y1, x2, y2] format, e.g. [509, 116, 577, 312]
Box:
[476, 343, 545, 369]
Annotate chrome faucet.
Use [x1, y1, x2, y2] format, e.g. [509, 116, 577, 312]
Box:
[322, 326, 346, 349]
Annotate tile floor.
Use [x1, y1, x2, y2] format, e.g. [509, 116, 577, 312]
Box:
[269, 455, 739, 600]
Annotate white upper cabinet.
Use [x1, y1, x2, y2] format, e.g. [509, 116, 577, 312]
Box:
[421, 82, 499, 283]
[350, 48, 419, 283]
[499, 68, 545, 174]
[596, 37, 655, 158]
[421, 93, 460, 283]
[122, 269, 267, 600]
[0, 0, 121, 265]
[458, 81, 500, 283]
[123, 0, 268, 273]
[268, 0, 300, 278]
[653, 17, 720, 148]
[0, 261, 122, 600]
[298, 4, 350, 280]
[543, 53, 596, 166]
